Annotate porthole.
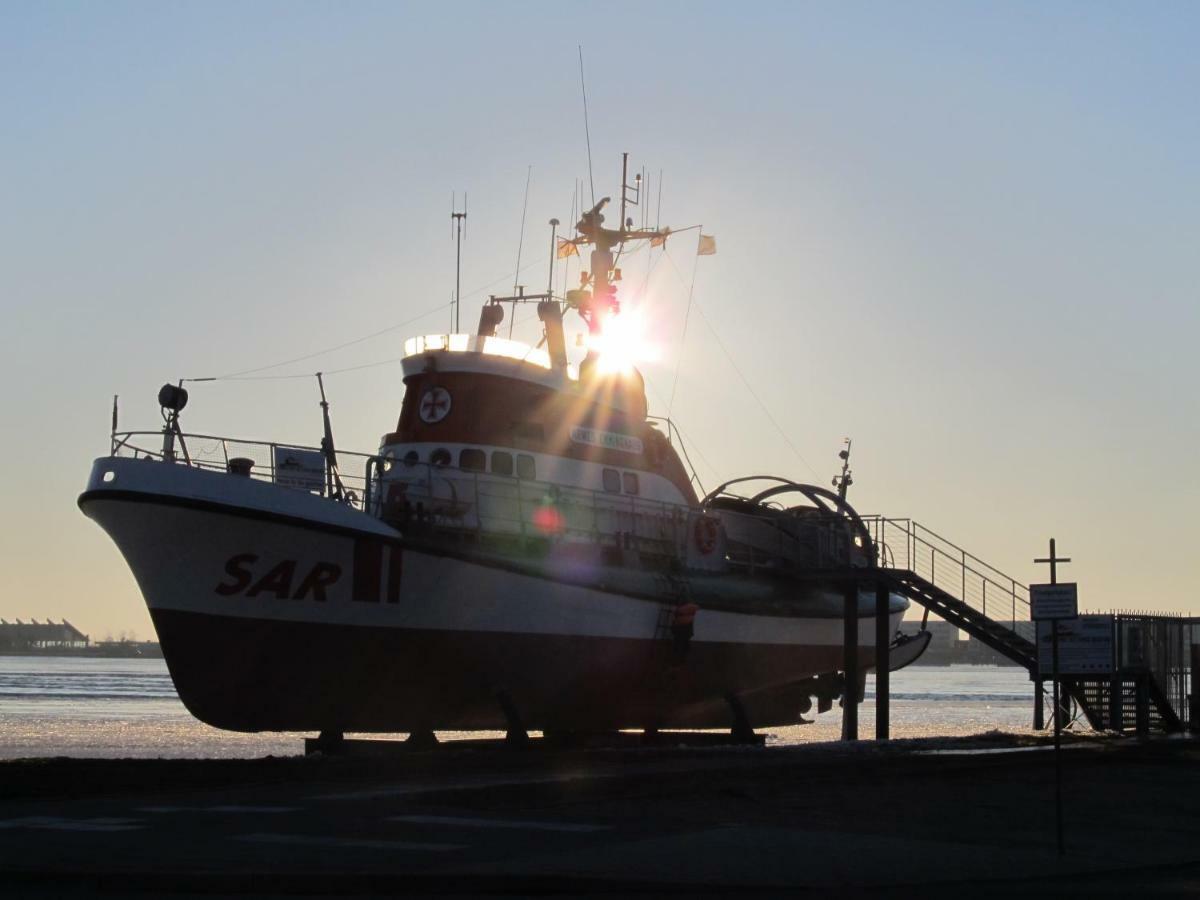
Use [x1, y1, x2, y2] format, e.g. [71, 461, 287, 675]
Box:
[431, 448, 451, 467]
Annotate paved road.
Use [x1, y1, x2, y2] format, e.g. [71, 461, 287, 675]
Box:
[3, 737, 1200, 896]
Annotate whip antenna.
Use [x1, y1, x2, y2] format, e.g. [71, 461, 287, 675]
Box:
[451, 192, 467, 333]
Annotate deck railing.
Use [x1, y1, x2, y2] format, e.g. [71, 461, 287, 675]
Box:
[110, 430, 381, 510]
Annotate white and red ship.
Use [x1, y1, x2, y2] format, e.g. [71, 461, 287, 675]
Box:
[80, 158, 925, 739]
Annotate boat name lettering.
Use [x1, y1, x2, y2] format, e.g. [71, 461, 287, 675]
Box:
[215, 553, 342, 602]
[569, 427, 643, 454]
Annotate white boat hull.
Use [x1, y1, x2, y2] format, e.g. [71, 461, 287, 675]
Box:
[80, 457, 905, 732]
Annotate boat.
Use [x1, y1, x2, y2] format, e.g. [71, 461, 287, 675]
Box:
[78, 155, 925, 739]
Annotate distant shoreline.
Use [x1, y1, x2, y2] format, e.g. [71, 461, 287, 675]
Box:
[0, 644, 163, 659]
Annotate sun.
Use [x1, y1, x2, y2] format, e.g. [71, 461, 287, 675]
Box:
[588, 308, 659, 376]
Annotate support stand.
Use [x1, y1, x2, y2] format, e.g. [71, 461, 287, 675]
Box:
[305, 730, 345, 755]
[724, 693, 763, 745]
[405, 729, 439, 749]
[1110, 673, 1123, 733]
[875, 582, 890, 742]
[496, 691, 529, 747]
[842, 581, 859, 742]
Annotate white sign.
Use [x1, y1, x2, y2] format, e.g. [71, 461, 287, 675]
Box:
[273, 447, 326, 493]
[569, 426, 644, 455]
[1030, 583, 1078, 621]
[1037, 614, 1115, 675]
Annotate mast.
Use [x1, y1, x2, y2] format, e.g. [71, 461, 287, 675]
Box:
[451, 194, 467, 333]
[317, 373, 345, 501]
[833, 439, 853, 501]
[566, 151, 666, 357]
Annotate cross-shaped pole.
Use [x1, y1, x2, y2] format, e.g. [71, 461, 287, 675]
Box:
[1033, 536, 1072, 857]
[1034, 537, 1071, 585]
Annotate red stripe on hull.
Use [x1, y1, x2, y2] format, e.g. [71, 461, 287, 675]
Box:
[151, 609, 859, 733]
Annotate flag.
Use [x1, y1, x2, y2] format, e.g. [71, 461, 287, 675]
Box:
[697, 234, 717, 256]
[650, 227, 671, 248]
[557, 238, 579, 259]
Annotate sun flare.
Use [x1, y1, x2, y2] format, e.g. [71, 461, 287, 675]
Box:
[588, 308, 659, 376]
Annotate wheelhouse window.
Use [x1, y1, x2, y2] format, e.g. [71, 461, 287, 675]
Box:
[430, 448, 451, 467]
[491, 451, 514, 477]
[459, 448, 485, 472]
[402, 450, 419, 467]
[622, 472, 640, 495]
[515, 454, 536, 480]
[602, 468, 621, 494]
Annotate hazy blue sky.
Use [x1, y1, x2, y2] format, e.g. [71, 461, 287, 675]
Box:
[2, 2, 1197, 637]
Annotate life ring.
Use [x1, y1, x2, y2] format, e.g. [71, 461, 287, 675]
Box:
[694, 516, 719, 555]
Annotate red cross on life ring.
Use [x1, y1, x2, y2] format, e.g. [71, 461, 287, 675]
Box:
[694, 516, 720, 555]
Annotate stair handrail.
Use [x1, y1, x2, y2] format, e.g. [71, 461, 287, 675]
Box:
[862, 515, 1033, 638]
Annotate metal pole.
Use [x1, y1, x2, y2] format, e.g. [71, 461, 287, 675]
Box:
[1052, 620, 1064, 856]
[547, 218, 559, 297]
[1190, 643, 1200, 734]
[875, 581, 890, 742]
[842, 581, 859, 742]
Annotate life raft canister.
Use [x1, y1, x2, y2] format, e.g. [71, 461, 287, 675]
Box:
[693, 516, 720, 555]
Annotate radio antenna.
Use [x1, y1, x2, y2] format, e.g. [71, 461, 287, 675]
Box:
[578, 46, 596, 207]
[451, 192, 467, 332]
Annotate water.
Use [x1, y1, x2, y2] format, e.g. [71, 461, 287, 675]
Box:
[0, 656, 1036, 759]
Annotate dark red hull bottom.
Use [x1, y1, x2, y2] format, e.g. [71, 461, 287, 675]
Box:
[151, 609, 864, 733]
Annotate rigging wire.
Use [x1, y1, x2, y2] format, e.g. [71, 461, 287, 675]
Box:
[578, 46, 596, 208]
[195, 301, 452, 381]
[188, 252, 558, 383]
[509, 165, 533, 338]
[661, 248, 821, 481]
[666, 230, 702, 416]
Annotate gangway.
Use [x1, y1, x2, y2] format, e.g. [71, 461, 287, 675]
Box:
[863, 517, 1191, 734]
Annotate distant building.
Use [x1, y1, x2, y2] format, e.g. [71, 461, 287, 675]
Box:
[0, 619, 90, 651]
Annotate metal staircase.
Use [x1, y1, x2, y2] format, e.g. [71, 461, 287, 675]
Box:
[861, 517, 1190, 733]
[864, 517, 1036, 667]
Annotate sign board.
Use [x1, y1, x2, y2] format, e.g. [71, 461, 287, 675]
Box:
[1030, 583, 1078, 621]
[273, 447, 326, 493]
[1037, 614, 1115, 675]
[569, 426, 644, 455]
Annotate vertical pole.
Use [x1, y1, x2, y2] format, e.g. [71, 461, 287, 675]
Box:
[1135, 675, 1150, 736]
[875, 581, 890, 742]
[842, 581, 859, 742]
[1189, 643, 1200, 734]
[1115, 615, 1125, 732]
[1052, 621, 1064, 856]
[547, 219, 559, 297]
[1034, 675, 1045, 730]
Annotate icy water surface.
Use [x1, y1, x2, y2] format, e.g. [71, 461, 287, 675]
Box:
[0, 656, 1036, 758]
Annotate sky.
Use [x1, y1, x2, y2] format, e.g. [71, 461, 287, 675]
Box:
[2, 1, 1197, 639]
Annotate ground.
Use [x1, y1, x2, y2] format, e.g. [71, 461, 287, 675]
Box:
[2, 733, 1199, 897]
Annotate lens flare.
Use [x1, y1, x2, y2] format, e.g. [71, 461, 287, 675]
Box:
[588, 309, 659, 375]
